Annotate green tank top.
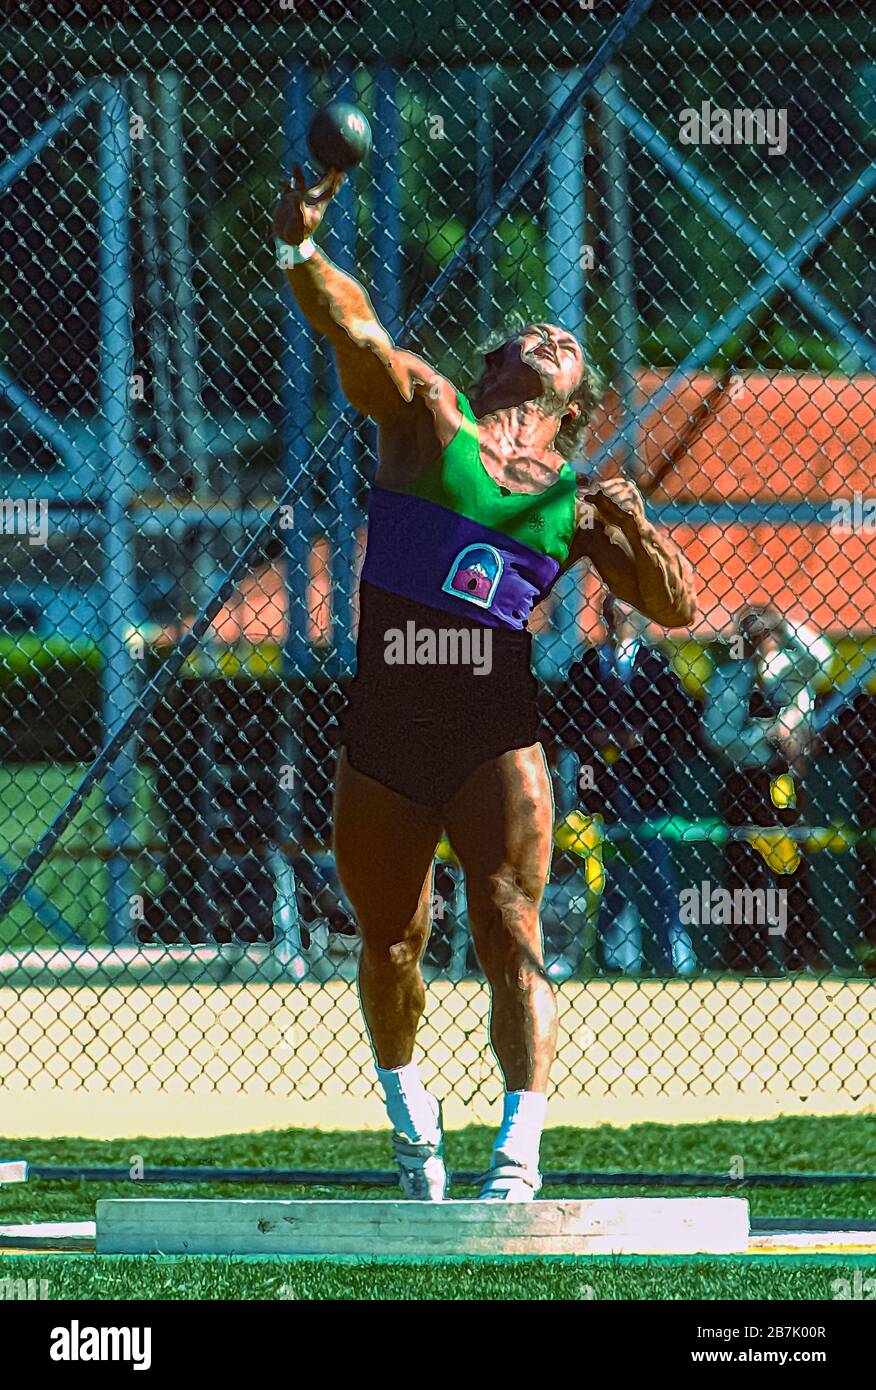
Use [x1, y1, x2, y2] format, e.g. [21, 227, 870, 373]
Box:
[404, 392, 578, 565]
[361, 392, 578, 631]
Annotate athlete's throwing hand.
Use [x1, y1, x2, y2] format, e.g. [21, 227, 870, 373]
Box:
[274, 164, 345, 246]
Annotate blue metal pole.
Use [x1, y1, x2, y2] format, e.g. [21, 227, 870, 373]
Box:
[597, 67, 640, 477]
[153, 69, 216, 602]
[372, 66, 403, 343]
[281, 63, 318, 683]
[322, 66, 359, 678]
[130, 76, 179, 480]
[96, 81, 140, 947]
[546, 70, 587, 349]
[543, 69, 586, 705]
[361, 61, 403, 677]
[473, 66, 495, 333]
[153, 66, 221, 932]
[274, 62, 321, 973]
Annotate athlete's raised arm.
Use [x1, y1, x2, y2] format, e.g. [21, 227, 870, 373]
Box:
[273, 167, 456, 444]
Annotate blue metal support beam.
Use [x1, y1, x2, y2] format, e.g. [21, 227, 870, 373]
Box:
[597, 67, 641, 477]
[544, 68, 587, 843]
[322, 64, 360, 678]
[0, 82, 96, 195]
[130, 75, 180, 481]
[273, 62, 321, 974]
[472, 66, 496, 334]
[605, 84, 876, 376]
[37, 496, 863, 533]
[153, 68, 216, 593]
[372, 66, 403, 343]
[280, 63, 318, 684]
[586, 159, 876, 477]
[95, 81, 140, 947]
[0, 367, 84, 473]
[153, 66, 222, 928]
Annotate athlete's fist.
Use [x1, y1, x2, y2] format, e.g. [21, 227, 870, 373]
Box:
[273, 164, 345, 246]
[582, 476, 647, 533]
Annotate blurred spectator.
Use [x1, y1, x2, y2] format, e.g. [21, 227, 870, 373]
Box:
[701, 604, 831, 973]
[821, 686, 876, 972]
[545, 596, 700, 976]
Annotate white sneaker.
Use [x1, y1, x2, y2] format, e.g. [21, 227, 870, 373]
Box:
[391, 1100, 448, 1201]
[479, 1155, 542, 1202]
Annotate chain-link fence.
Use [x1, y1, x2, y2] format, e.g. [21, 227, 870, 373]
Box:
[0, 1, 874, 1113]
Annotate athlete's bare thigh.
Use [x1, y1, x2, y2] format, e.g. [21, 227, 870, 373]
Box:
[332, 747, 444, 947]
[443, 743, 554, 963]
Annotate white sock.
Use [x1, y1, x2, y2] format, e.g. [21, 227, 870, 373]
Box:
[492, 1090, 547, 1172]
[376, 1060, 440, 1144]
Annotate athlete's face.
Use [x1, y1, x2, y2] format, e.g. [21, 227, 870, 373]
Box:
[515, 323, 586, 399]
[472, 323, 586, 413]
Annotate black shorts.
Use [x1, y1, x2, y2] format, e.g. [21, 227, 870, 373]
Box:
[340, 581, 542, 809]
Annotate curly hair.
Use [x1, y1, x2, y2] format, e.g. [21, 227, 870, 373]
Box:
[556, 358, 604, 460]
[472, 313, 604, 460]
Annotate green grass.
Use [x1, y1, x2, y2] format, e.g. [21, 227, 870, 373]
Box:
[2, 1253, 872, 1301]
[0, 763, 158, 946]
[2, 1116, 874, 1299]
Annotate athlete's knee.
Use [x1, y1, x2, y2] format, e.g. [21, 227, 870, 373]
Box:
[359, 916, 429, 970]
[483, 939, 550, 995]
[386, 932, 427, 967]
[470, 867, 546, 981]
[482, 865, 545, 923]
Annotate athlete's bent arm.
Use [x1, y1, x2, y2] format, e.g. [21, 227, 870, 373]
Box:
[572, 476, 697, 628]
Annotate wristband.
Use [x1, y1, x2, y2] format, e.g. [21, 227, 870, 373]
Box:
[275, 237, 315, 269]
